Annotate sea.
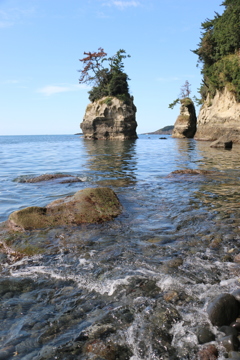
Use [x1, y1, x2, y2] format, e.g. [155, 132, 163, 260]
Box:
[1, 134, 240, 359]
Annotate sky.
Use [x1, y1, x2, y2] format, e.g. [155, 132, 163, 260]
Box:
[0, 0, 224, 135]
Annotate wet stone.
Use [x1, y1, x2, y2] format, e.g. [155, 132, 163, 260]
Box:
[197, 326, 215, 344]
[219, 334, 240, 352]
[197, 344, 218, 360]
[231, 322, 240, 331]
[219, 325, 239, 337]
[207, 293, 240, 326]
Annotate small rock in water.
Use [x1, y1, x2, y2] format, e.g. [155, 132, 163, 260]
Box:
[219, 334, 239, 352]
[219, 325, 238, 337]
[197, 326, 215, 344]
[197, 344, 218, 360]
[230, 321, 240, 331]
[207, 293, 240, 326]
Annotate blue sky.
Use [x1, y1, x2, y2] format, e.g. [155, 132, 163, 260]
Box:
[1, 0, 223, 135]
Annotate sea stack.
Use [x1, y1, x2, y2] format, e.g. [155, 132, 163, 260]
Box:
[80, 96, 138, 140]
[172, 98, 197, 138]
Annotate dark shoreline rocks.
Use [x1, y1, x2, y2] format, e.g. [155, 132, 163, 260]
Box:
[8, 187, 122, 231]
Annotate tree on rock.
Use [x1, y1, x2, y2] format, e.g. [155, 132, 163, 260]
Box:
[79, 48, 131, 103]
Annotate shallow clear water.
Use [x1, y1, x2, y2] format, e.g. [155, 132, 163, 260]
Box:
[1, 134, 240, 359]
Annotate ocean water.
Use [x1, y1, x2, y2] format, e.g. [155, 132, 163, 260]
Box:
[1, 134, 240, 359]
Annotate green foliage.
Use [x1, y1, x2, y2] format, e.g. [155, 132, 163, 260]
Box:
[103, 97, 113, 106]
[79, 48, 131, 103]
[193, 0, 240, 101]
[169, 98, 180, 109]
[169, 80, 193, 109]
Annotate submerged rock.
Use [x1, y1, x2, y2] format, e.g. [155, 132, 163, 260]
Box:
[8, 187, 122, 231]
[172, 98, 197, 138]
[207, 293, 240, 326]
[210, 135, 233, 149]
[15, 173, 82, 184]
[80, 96, 138, 140]
[167, 169, 215, 177]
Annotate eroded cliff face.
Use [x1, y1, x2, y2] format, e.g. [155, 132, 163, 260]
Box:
[80, 97, 138, 140]
[195, 88, 240, 142]
[172, 98, 197, 138]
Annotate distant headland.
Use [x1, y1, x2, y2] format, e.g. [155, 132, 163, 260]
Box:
[143, 125, 174, 135]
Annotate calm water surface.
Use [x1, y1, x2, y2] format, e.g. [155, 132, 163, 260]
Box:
[1, 134, 240, 359]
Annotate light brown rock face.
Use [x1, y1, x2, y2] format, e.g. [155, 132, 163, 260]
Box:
[172, 98, 197, 138]
[8, 187, 122, 231]
[80, 96, 137, 140]
[195, 88, 240, 143]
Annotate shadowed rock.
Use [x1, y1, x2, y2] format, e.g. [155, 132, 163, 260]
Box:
[210, 135, 233, 149]
[8, 187, 122, 231]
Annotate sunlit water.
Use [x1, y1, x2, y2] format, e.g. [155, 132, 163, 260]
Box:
[1, 134, 240, 359]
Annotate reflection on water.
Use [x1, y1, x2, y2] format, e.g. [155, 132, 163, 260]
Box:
[82, 138, 138, 185]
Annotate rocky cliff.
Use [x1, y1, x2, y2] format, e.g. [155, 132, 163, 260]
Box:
[172, 98, 197, 138]
[195, 88, 240, 143]
[80, 96, 138, 140]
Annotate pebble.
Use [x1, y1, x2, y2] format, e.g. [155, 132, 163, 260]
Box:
[197, 344, 218, 360]
[197, 326, 215, 344]
[219, 325, 239, 337]
[219, 334, 239, 352]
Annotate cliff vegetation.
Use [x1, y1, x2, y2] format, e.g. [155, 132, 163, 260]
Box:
[193, 0, 240, 101]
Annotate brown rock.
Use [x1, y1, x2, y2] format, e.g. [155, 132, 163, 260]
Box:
[233, 254, 240, 263]
[197, 344, 218, 360]
[168, 169, 213, 176]
[8, 187, 122, 231]
[85, 340, 116, 360]
[80, 96, 138, 140]
[19, 173, 82, 183]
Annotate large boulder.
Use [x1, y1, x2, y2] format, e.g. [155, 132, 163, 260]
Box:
[195, 88, 240, 143]
[8, 187, 122, 231]
[172, 98, 197, 138]
[207, 293, 240, 326]
[80, 96, 138, 140]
